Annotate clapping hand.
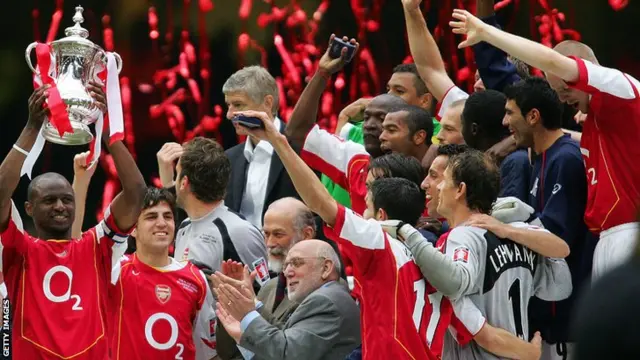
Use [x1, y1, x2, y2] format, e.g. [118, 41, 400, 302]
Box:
[449, 9, 490, 48]
[215, 282, 257, 333]
[215, 305, 242, 343]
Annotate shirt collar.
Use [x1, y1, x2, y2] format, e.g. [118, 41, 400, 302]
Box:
[243, 117, 281, 162]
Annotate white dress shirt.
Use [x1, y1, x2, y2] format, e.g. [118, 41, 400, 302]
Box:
[239, 117, 281, 228]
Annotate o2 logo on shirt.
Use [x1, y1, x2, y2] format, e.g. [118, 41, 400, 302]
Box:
[145, 312, 185, 359]
[42, 265, 83, 311]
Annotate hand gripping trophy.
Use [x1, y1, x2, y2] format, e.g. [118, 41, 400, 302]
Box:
[25, 5, 123, 145]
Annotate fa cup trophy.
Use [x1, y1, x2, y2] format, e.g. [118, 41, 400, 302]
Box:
[25, 5, 122, 145]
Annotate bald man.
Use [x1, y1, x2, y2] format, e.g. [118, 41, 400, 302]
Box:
[216, 197, 318, 360]
[215, 240, 361, 360]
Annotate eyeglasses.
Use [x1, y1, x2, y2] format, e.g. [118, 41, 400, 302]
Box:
[283, 256, 327, 270]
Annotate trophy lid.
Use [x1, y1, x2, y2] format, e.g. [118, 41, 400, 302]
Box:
[64, 6, 90, 39]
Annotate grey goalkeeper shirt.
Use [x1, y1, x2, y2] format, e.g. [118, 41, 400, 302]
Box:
[174, 202, 267, 275]
[403, 223, 572, 360]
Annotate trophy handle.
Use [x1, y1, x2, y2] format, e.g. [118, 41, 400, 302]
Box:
[111, 52, 123, 74]
[25, 42, 38, 74]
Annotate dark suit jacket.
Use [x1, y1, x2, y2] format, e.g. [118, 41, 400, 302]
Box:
[216, 275, 299, 360]
[240, 281, 361, 360]
[224, 121, 301, 219]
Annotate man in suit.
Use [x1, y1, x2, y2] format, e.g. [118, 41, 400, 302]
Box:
[214, 240, 361, 360]
[222, 66, 300, 228]
[215, 197, 317, 359]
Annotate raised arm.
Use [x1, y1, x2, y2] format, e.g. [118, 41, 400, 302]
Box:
[0, 86, 49, 232]
[401, 0, 455, 101]
[71, 151, 97, 238]
[105, 140, 146, 231]
[451, 9, 579, 83]
[89, 84, 147, 231]
[471, 0, 522, 92]
[235, 110, 338, 226]
[285, 35, 358, 147]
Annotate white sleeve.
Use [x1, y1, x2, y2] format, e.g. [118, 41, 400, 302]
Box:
[329, 205, 385, 250]
[574, 57, 640, 99]
[449, 297, 486, 345]
[300, 125, 368, 186]
[533, 257, 573, 301]
[194, 271, 217, 360]
[110, 255, 129, 285]
[339, 123, 354, 139]
[95, 218, 129, 271]
[436, 86, 469, 120]
[443, 227, 485, 299]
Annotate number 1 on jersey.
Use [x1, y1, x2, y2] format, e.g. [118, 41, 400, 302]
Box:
[508, 278, 524, 339]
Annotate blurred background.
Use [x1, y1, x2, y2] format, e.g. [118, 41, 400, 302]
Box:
[1, 0, 638, 231]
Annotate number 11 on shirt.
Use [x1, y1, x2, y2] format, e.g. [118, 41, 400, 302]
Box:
[413, 280, 443, 345]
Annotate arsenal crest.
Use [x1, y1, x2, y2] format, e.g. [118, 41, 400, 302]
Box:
[155, 284, 172, 304]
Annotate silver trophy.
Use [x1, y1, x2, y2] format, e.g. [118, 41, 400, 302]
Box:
[25, 5, 122, 145]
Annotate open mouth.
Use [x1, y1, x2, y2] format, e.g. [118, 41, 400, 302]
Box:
[52, 214, 69, 222]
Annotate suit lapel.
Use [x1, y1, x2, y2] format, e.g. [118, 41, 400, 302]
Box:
[264, 120, 286, 201]
[230, 149, 248, 211]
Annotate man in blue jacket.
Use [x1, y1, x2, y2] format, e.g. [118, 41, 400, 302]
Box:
[503, 76, 593, 360]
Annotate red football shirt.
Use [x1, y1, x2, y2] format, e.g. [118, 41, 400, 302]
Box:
[568, 57, 640, 233]
[324, 205, 453, 359]
[109, 255, 216, 360]
[0, 201, 128, 359]
[300, 124, 370, 215]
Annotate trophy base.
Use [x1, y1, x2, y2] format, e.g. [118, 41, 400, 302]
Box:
[43, 121, 94, 145]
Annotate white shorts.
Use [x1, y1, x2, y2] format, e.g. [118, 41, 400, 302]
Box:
[592, 222, 639, 281]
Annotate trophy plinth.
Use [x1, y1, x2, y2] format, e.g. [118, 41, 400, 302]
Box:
[25, 5, 122, 145]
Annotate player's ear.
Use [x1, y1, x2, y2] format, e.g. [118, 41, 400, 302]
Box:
[24, 201, 33, 217]
[376, 208, 388, 221]
[131, 228, 138, 238]
[179, 175, 189, 191]
[527, 109, 541, 126]
[456, 182, 467, 201]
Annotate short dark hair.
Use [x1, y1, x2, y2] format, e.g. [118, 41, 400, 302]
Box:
[392, 63, 428, 96]
[179, 137, 230, 203]
[504, 77, 563, 130]
[370, 177, 424, 226]
[369, 153, 426, 190]
[437, 143, 471, 157]
[508, 56, 531, 79]
[462, 89, 510, 141]
[142, 187, 177, 216]
[447, 150, 500, 214]
[127, 187, 177, 254]
[396, 105, 434, 144]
